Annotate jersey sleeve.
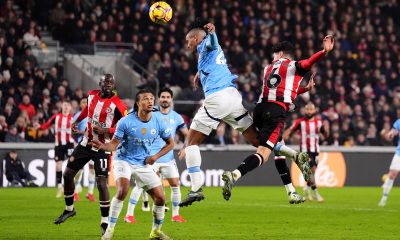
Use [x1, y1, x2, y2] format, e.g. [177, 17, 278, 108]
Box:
[113, 118, 126, 140]
[176, 113, 186, 130]
[40, 114, 57, 130]
[109, 99, 128, 135]
[159, 120, 172, 141]
[290, 119, 302, 132]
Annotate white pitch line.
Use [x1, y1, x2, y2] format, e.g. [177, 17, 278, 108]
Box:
[210, 201, 400, 213]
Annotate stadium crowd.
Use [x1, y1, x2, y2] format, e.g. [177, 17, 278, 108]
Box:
[0, 0, 400, 146]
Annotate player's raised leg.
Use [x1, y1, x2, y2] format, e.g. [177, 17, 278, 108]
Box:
[124, 185, 142, 224]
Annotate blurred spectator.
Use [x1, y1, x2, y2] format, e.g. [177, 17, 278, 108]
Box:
[4, 124, 25, 142]
[209, 123, 233, 146]
[5, 150, 37, 187]
[18, 94, 36, 120]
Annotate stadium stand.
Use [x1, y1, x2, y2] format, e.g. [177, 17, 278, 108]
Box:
[0, 0, 399, 146]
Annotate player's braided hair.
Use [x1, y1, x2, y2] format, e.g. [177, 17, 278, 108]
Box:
[271, 41, 295, 58]
[134, 88, 155, 112]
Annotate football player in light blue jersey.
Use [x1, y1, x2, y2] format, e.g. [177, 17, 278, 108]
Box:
[72, 98, 97, 202]
[91, 89, 174, 240]
[124, 88, 188, 224]
[379, 118, 400, 207]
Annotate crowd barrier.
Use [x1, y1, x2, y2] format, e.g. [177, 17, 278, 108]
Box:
[0, 143, 396, 187]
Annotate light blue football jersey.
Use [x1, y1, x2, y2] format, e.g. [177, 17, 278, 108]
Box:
[393, 119, 400, 155]
[197, 33, 237, 97]
[113, 112, 172, 166]
[73, 111, 88, 143]
[150, 109, 186, 163]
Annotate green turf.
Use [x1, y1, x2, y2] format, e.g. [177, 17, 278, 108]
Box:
[0, 187, 399, 239]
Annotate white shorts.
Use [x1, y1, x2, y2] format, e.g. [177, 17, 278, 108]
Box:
[113, 160, 161, 191]
[191, 87, 253, 135]
[153, 160, 180, 179]
[389, 154, 400, 171]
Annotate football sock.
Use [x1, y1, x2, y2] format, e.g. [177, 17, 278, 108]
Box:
[170, 187, 181, 217]
[274, 143, 297, 159]
[100, 200, 111, 223]
[152, 205, 165, 231]
[143, 191, 149, 202]
[127, 186, 142, 216]
[88, 168, 95, 194]
[109, 197, 123, 228]
[383, 178, 394, 197]
[235, 153, 263, 180]
[185, 145, 203, 192]
[56, 171, 62, 185]
[64, 191, 74, 211]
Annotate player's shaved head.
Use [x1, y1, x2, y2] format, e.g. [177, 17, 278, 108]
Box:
[187, 28, 206, 39]
[305, 102, 316, 110]
[186, 28, 206, 52]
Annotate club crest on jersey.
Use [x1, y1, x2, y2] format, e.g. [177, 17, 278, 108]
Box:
[170, 119, 175, 124]
[106, 107, 112, 113]
[151, 129, 156, 135]
[141, 128, 147, 135]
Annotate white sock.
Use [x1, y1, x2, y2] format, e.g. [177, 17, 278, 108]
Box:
[232, 169, 242, 181]
[101, 217, 108, 224]
[152, 205, 165, 231]
[58, 183, 63, 188]
[284, 183, 296, 194]
[109, 197, 124, 228]
[170, 187, 181, 217]
[276, 144, 297, 159]
[313, 188, 319, 196]
[185, 145, 203, 192]
[88, 169, 95, 194]
[142, 191, 149, 202]
[65, 205, 74, 211]
[127, 186, 142, 216]
[383, 178, 394, 197]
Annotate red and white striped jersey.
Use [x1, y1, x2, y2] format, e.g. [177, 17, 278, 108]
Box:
[259, 51, 326, 110]
[41, 113, 74, 146]
[290, 117, 323, 153]
[76, 90, 127, 147]
[260, 58, 307, 106]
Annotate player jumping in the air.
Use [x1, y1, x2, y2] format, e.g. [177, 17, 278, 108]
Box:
[222, 36, 335, 201]
[282, 102, 330, 202]
[378, 118, 400, 207]
[53, 74, 127, 237]
[39, 101, 74, 198]
[91, 89, 174, 240]
[180, 20, 312, 207]
[124, 87, 187, 224]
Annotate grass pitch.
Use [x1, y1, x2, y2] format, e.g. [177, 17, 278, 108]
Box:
[0, 187, 399, 240]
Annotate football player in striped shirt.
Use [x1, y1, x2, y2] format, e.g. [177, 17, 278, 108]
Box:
[39, 101, 74, 198]
[283, 102, 330, 202]
[54, 74, 127, 237]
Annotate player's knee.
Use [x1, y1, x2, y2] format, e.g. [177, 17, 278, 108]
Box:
[116, 188, 128, 200]
[389, 170, 398, 179]
[63, 168, 75, 181]
[96, 176, 108, 191]
[153, 195, 165, 205]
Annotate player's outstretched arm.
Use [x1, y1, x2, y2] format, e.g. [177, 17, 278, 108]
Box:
[145, 137, 174, 165]
[90, 137, 120, 152]
[298, 72, 316, 94]
[298, 35, 335, 70]
[204, 23, 218, 50]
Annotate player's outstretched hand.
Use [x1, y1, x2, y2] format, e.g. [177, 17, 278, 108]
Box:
[193, 72, 199, 90]
[145, 155, 157, 165]
[323, 35, 334, 53]
[204, 23, 215, 34]
[178, 148, 186, 160]
[306, 72, 316, 91]
[88, 140, 103, 150]
[71, 122, 78, 134]
[93, 125, 107, 134]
